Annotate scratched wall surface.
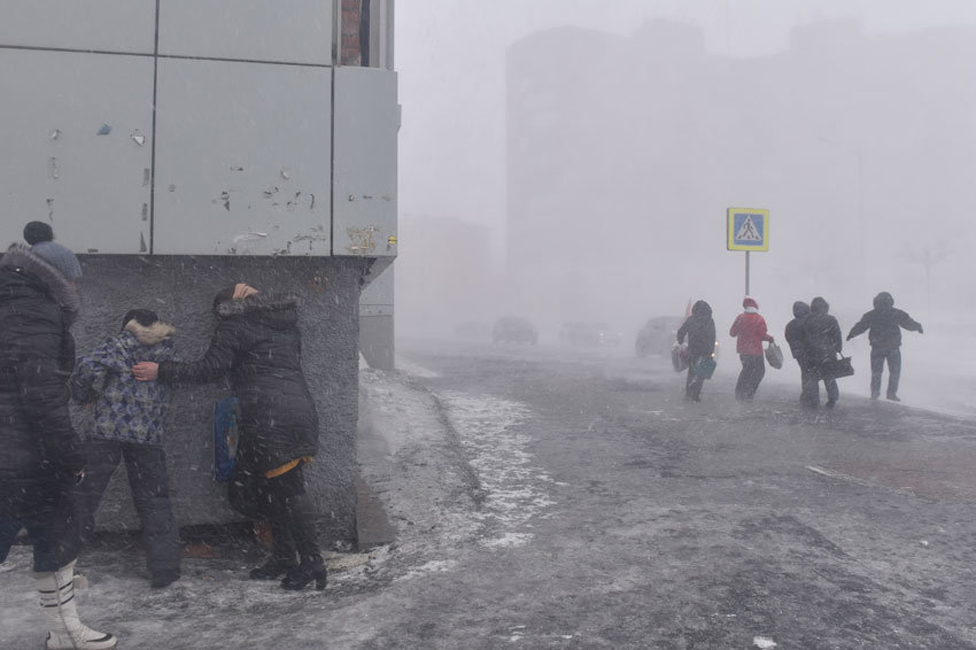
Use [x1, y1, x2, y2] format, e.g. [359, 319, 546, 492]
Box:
[0, 49, 155, 254]
[71, 254, 368, 546]
[0, 3, 397, 259]
[152, 60, 334, 256]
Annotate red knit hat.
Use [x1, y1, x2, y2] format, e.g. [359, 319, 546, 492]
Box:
[743, 297, 758, 309]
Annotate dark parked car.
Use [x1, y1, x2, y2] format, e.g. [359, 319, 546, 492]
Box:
[559, 321, 623, 347]
[492, 317, 538, 344]
[635, 316, 685, 357]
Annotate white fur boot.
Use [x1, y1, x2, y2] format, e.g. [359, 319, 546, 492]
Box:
[36, 561, 118, 650]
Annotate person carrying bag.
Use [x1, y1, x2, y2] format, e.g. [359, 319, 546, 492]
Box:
[676, 300, 716, 402]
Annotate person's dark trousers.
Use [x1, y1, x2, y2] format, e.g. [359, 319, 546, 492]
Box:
[798, 359, 820, 408]
[685, 354, 706, 402]
[822, 377, 839, 406]
[0, 512, 62, 572]
[870, 347, 902, 398]
[0, 480, 81, 572]
[81, 440, 181, 577]
[265, 465, 321, 569]
[735, 354, 765, 400]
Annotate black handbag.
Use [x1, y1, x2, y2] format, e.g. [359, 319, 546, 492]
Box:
[820, 356, 854, 379]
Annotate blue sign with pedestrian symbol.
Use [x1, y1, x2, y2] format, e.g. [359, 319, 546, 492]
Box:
[726, 208, 769, 251]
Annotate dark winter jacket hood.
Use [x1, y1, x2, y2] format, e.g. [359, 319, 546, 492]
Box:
[0, 244, 85, 503]
[677, 301, 716, 358]
[159, 290, 318, 474]
[0, 244, 81, 326]
[217, 291, 300, 318]
[803, 297, 842, 362]
[874, 292, 895, 309]
[848, 293, 921, 350]
[691, 300, 712, 318]
[784, 303, 810, 359]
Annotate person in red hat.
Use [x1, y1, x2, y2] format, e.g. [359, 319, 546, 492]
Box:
[729, 296, 774, 400]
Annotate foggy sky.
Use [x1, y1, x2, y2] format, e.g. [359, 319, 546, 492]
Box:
[396, 0, 976, 256]
[394, 0, 976, 347]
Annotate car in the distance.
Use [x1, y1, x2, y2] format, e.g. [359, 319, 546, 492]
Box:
[492, 317, 538, 344]
[635, 315, 685, 357]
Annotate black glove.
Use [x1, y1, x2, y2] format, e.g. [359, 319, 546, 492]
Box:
[918, 325, 924, 334]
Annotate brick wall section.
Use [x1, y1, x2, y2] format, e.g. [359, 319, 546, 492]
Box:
[341, 0, 362, 65]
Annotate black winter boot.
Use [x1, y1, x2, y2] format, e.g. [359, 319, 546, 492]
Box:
[280, 557, 327, 591]
[250, 558, 298, 580]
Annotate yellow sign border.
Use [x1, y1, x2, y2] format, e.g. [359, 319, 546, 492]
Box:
[727, 207, 769, 251]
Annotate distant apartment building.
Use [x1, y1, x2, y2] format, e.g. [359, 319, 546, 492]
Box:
[506, 19, 976, 322]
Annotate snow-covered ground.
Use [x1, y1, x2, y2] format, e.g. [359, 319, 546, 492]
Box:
[1, 356, 554, 649]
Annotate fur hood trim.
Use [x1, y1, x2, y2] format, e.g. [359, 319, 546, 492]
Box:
[0, 243, 81, 325]
[217, 291, 301, 318]
[124, 320, 176, 345]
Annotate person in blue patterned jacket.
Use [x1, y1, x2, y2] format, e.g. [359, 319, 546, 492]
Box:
[69, 309, 181, 588]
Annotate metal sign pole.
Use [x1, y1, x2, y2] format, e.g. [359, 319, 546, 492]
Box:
[745, 251, 750, 295]
[727, 207, 767, 297]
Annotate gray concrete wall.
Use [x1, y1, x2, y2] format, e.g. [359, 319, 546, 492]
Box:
[360, 314, 395, 370]
[72, 254, 368, 548]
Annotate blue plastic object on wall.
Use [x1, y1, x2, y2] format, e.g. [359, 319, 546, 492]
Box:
[213, 397, 240, 483]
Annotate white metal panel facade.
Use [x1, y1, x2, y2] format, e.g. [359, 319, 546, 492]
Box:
[0, 1, 156, 53]
[158, 0, 333, 65]
[152, 59, 332, 256]
[0, 50, 154, 253]
[333, 67, 398, 257]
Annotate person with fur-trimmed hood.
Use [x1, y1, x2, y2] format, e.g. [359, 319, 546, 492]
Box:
[847, 291, 923, 401]
[729, 296, 774, 401]
[70, 309, 181, 589]
[132, 284, 326, 592]
[0, 239, 118, 649]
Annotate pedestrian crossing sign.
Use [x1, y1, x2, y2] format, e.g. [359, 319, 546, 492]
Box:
[727, 208, 769, 251]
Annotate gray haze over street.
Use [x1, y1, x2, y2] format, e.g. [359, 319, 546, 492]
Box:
[6, 338, 976, 648]
[5, 2, 976, 648]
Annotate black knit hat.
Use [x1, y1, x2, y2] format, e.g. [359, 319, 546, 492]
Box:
[23, 221, 54, 245]
[121, 309, 159, 332]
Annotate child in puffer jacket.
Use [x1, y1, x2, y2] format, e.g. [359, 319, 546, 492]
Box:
[70, 309, 181, 588]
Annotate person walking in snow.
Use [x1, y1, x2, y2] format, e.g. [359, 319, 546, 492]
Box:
[70, 309, 181, 589]
[676, 300, 716, 402]
[729, 297, 774, 401]
[0, 236, 118, 649]
[803, 296, 844, 408]
[132, 283, 326, 591]
[846, 291, 923, 401]
[784, 301, 818, 408]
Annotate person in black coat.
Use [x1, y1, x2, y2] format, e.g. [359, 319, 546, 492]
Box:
[803, 296, 844, 408]
[133, 283, 325, 591]
[784, 301, 818, 409]
[0, 242, 118, 649]
[676, 300, 716, 402]
[846, 291, 923, 401]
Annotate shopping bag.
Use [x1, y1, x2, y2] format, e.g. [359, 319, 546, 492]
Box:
[671, 342, 689, 372]
[213, 396, 240, 483]
[765, 341, 784, 369]
[692, 356, 717, 379]
[820, 356, 855, 379]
